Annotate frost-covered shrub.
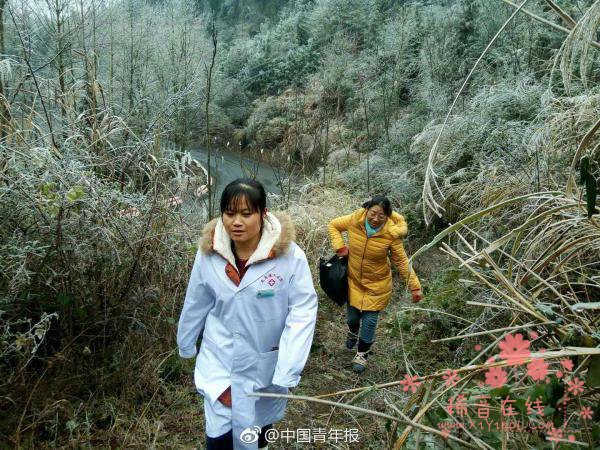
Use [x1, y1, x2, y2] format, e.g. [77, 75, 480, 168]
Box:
[245, 96, 295, 148]
[469, 77, 544, 122]
[380, 112, 429, 155]
[341, 151, 421, 208]
[412, 78, 546, 181]
[0, 142, 198, 392]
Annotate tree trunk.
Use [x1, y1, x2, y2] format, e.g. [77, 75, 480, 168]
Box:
[56, 0, 67, 119]
[361, 83, 371, 192]
[0, 0, 10, 138]
[205, 17, 218, 219]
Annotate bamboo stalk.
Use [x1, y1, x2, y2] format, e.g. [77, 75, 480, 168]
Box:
[500, 0, 568, 32]
[543, 0, 576, 29]
[442, 243, 547, 322]
[482, 251, 550, 319]
[397, 306, 474, 324]
[466, 300, 521, 312]
[572, 302, 600, 311]
[430, 321, 554, 343]
[460, 223, 593, 335]
[412, 380, 434, 449]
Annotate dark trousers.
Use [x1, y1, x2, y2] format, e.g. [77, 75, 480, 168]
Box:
[346, 304, 380, 344]
[206, 424, 272, 449]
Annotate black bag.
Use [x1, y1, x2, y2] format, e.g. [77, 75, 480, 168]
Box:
[318, 254, 349, 306]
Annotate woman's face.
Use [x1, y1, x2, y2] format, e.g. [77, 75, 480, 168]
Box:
[366, 205, 387, 229]
[222, 196, 263, 245]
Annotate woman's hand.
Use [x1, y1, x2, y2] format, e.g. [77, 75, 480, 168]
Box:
[336, 246, 349, 257]
[411, 288, 423, 303]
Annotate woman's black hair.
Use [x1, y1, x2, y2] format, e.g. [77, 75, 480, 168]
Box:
[362, 195, 392, 217]
[220, 178, 267, 214]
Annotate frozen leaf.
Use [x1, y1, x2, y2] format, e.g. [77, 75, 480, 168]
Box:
[66, 185, 86, 203]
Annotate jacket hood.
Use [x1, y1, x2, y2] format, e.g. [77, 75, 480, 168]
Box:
[355, 208, 407, 239]
[388, 211, 408, 239]
[199, 211, 296, 267]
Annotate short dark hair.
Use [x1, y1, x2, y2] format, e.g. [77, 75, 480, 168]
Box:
[220, 178, 267, 214]
[362, 195, 392, 217]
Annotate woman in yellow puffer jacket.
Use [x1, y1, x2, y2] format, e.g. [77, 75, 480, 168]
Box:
[328, 195, 423, 373]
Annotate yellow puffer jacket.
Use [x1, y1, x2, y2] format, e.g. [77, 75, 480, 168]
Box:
[327, 208, 421, 311]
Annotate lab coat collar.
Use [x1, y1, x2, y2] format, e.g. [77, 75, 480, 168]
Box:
[237, 258, 277, 291]
[212, 255, 277, 292]
[199, 211, 296, 287]
[200, 212, 295, 258]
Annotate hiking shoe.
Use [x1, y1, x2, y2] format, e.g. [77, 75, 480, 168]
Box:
[352, 351, 369, 373]
[345, 331, 358, 350]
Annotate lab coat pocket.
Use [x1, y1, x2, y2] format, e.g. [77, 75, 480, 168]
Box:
[254, 349, 279, 389]
[251, 288, 285, 322]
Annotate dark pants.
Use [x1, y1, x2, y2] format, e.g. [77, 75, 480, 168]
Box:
[206, 424, 272, 449]
[346, 304, 380, 344]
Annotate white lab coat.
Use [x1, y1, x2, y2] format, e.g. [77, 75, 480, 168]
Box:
[177, 212, 318, 449]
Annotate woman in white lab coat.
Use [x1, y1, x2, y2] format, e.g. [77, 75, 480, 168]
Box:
[177, 178, 318, 450]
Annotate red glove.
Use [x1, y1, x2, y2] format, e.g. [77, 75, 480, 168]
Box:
[336, 246, 349, 257]
[411, 288, 423, 303]
[218, 386, 232, 407]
